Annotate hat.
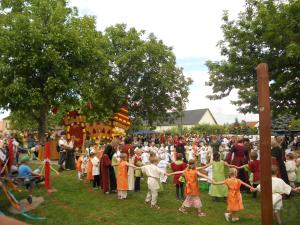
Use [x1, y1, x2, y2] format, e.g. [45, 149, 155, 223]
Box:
[20, 155, 30, 163]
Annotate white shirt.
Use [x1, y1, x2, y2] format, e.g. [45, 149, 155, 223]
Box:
[257, 177, 292, 211]
[58, 138, 67, 151]
[285, 160, 296, 182]
[200, 149, 207, 164]
[91, 156, 100, 176]
[141, 152, 150, 165]
[188, 150, 194, 161]
[157, 160, 169, 171]
[141, 164, 165, 189]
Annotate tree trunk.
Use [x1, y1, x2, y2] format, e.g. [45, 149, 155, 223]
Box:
[38, 106, 48, 144]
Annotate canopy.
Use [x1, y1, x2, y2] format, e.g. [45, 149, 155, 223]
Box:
[132, 130, 160, 135]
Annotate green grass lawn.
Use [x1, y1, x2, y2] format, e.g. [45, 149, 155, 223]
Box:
[1, 167, 299, 225]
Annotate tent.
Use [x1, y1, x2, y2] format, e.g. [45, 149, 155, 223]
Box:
[132, 130, 160, 135]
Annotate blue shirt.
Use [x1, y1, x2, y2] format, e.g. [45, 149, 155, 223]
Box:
[18, 164, 32, 177]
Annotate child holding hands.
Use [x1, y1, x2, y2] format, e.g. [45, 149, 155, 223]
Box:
[169, 159, 214, 217]
[117, 153, 137, 200]
[214, 168, 255, 222]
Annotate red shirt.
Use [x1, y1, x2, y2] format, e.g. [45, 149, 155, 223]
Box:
[171, 161, 187, 184]
[249, 160, 260, 183]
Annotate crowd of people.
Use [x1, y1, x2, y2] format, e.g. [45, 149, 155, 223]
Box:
[71, 133, 300, 224]
[1, 132, 300, 224]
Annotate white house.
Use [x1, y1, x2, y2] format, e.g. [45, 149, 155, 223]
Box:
[155, 108, 218, 132]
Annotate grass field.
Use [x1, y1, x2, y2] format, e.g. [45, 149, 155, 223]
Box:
[1, 165, 299, 225]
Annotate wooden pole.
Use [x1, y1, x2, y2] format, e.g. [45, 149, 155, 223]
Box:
[44, 142, 51, 190]
[257, 63, 273, 225]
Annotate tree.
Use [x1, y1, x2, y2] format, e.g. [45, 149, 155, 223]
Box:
[206, 0, 300, 117]
[0, 1, 192, 141]
[0, 0, 121, 142]
[103, 24, 192, 125]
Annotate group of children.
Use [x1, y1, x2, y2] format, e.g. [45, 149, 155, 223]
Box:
[74, 143, 300, 224]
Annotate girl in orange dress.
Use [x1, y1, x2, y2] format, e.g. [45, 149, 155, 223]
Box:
[117, 153, 137, 200]
[76, 154, 84, 180]
[168, 159, 213, 217]
[215, 168, 255, 222]
[86, 150, 95, 183]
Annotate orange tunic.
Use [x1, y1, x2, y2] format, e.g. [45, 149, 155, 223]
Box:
[86, 158, 94, 181]
[224, 178, 243, 212]
[117, 161, 128, 191]
[184, 169, 200, 196]
[76, 156, 83, 172]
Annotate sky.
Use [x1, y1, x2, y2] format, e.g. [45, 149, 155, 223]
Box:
[0, 0, 259, 124]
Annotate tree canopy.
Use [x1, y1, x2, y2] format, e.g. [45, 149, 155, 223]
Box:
[206, 0, 300, 117]
[0, 0, 191, 141]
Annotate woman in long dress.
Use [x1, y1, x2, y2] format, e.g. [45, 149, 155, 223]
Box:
[271, 138, 289, 184]
[100, 140, 118, 193]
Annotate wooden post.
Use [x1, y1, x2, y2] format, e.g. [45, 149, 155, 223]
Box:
[44, 142, 51, 190]
[257, 63, 273, 225]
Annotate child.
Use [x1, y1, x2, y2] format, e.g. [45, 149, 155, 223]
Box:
[204, 153, 237, 201]
[169, 159, 213, 217]
[117, 153, 136, 199]
[141, 148, 150, 165]
[296, 154, 300, 187]
[76, 154, 84, 180]
[91, 151, 100, 189]
[239, 151, 260, 198]
[256, 166, 300, 225]
[187, 146, 194, 161]
[170, 153, 187, 200]
[285, 153, 297, 187]
[134, 149, 143, 192]
[86, 149, 94, 183]
[157, 154, 169, 184]
[214, 168, 255, 222]
[199, 145, 207, 166]
[141, 156, 166, 209]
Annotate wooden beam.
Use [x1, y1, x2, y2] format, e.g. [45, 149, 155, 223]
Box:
[257, 63, 273, 225]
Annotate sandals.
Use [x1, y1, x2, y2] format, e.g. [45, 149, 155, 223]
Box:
[151, 204, 160, 209]
[178, 207, 187, 214]
[197, 212, 206, 217]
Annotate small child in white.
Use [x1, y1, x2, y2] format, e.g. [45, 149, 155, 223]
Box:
[285, 153, 297, 187]
[157, 154, 169, 184]
[91, 152, 100, 189]
[141, 156, 166, 209]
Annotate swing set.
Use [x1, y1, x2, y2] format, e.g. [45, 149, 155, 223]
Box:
[0, 142, 58, 221]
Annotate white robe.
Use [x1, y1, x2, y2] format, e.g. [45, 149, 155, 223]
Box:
[141, 164, 165, 190]
[127, 157, 135, 190]
[257, 177, 292, 212]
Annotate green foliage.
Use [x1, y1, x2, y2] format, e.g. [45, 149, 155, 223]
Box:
[272, 114, 293, 130]
[103, 24, 192, 125]
[163, 121, 257, 136]
[206, 0, 300, 117]
[0, 1, 191, 139]
[227, 120, 258, 135]
[290, 118, 300, 129]
[190, 124, 228, 135]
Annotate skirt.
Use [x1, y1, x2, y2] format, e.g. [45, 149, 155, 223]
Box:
[183, 195, 202, 208]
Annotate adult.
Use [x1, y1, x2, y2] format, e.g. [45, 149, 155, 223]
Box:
[122, 137, 135, 191]
[271, 137, 289, 184]
[100, 138, 119, 194]
[58, 132, 68, 172]
[65, 136, 76, 170]
[176, 137, 187, 162]
[226, 137, 249, 187]
[210, 135, 220, 155]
